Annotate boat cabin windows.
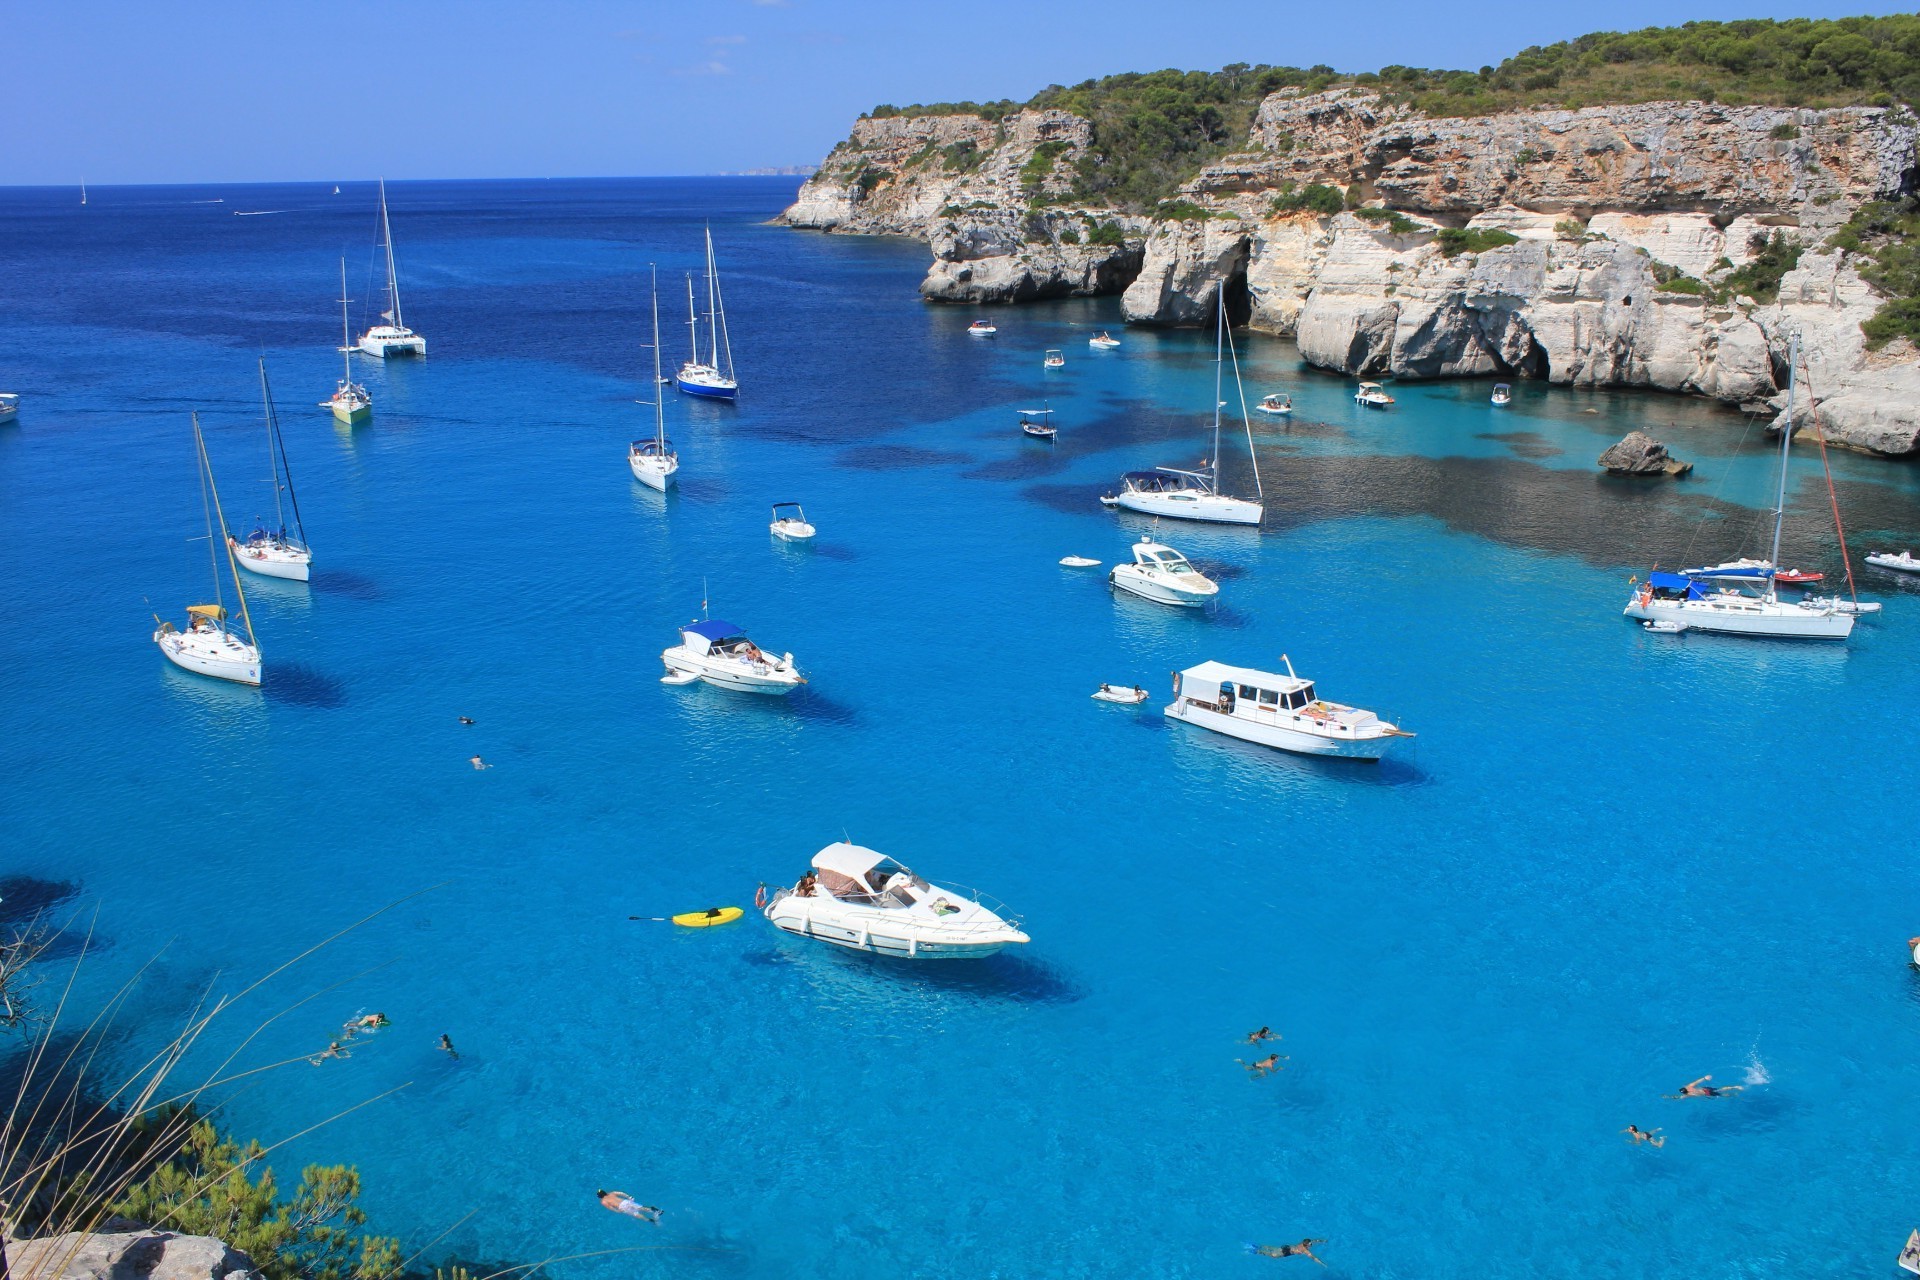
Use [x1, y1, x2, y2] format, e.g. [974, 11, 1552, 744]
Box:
[1230, 681, 1317, 710]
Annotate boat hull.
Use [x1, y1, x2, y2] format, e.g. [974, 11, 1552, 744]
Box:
[230, 541, 312, 582]
[155, 629, 261, 686]
[661, 650, 801, 695]
[676, 372, 738, 400]
[630, 456, 678, 491]
[330, 398, 370, 424]
[1624, 596, 1854, 640]
[764, 905, 1020, 959]
[1164, 698, 1398, 760]
[358, 329, 425, 359]
[1110, 565, 1212, 607]
[1106, 490, 1262, 526]
[771, 522, 816, 541]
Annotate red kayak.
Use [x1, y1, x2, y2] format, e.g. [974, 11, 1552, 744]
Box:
[1775, 569, 1825, 587]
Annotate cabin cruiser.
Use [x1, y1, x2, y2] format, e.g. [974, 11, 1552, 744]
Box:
[1491, 383, 1512, 406]
[761, 841, 1028, 959]
[1109, 536, 1218, 607]
[1625, 571, 1855, 640]
[770, 502, 815, 541]
[1257, 393, 1292, 415]
[661, 618, 805, 694]
[1165, 658, 1410, 760]
[1354, 382, 1395, 408]
[229, 526, 311, 582]
[1089, 331, 1121, 349]
[1101, 467, 1262, 526]
[967, 319, 997, 337]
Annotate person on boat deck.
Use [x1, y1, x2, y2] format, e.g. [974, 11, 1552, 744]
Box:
[1248, 1239, 1326, 1264]
[597, 1190, 660, 1224]
[795, 873, 817, 897]
[1669, 1075, 1741, 1099]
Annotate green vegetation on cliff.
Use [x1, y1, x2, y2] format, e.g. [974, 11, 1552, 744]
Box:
[1830, 199, 1920, 347]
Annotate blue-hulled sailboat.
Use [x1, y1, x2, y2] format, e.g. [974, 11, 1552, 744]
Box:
[675, 227, 738, 401]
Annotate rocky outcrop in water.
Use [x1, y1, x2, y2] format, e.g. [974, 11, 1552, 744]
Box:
[1599, 431, 1692, 475]
[782, 88, 1920, 455]
[6, 1229, 262, 1280]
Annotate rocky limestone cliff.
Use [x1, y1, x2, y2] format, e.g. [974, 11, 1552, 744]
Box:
[783, 89, 1920, 454]
[6, 1229, 262, 1280]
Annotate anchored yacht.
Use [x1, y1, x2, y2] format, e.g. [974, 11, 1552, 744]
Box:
[661, 618, 804, 694]
[770, 502, 816, 541]
[356, 180, 425, 358]
[628, 266, 678, 492]
[1354, 382, 1395, 407]
[154, 415, 262, 686]
[1165, 657, 1410, 760]
[675, 227, 738, 399]
[1109, 536, 1218, 607]
[762, 841, 1029, 959]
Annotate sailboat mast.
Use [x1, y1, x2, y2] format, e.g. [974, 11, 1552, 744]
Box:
[1769, 334, 1798, 585]
[686, 272, 699, 367]
[707, 227, 734, 380]
[380, 179, 403, 331]
[1211, 288, 1226, 493]
[339, 258, 353, 377]
[651, 265, 665, 448]
[704, 229, 719, 368]
[197, 415, 258, 647]
[192, 414, 224, 615]
[259, 359, 286, 533]
[259, 359, 305, 545]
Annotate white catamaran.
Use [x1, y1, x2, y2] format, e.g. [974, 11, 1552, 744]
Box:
[629, 265, 679, 492]
[357, 179, 426, 359]
[231, 359, 314, 581]
[675, 226, 737, 400]
[154, 414, 263, 686]
[1101, 289, 1264, 526]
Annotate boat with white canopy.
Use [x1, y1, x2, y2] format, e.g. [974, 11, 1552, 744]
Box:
[1109, 535, 1218, 607]
[661, 617, 804, 694]
[770, 502, 815, 541]
[967, 318, 997, 337]
[1165, 656, 1410, 760]
[1624, 337, 1853, 641]
[628, 265, 678, 492]
[1101, 290, 1264, 526]
[761, 841, 1028, 959]
[1019, 406, 1057, 440]
[1257, 393, 1292, 416]
[1354, 382, 1395, 408]
[1089, 331, 1121, 350]
[1043, 348, 1065, 369]
[154, 414, 262, 686]
[231, 359, 313, 581]
[675, 227, 737, 400]
[326, 259, 371, 423]
[1491, 383, 1512, 406]
[356, 180, 426, 358]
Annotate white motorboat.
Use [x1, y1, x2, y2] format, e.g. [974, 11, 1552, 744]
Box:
[356, 180, 426, 358]
[0, 394, 18, 422]
[1491, 383, 1512, 406]
[967, 318, 997, 337]
[770, 502, 816, 541]
[629, 265, 678, 492]
[1625, 337, 1853, 642]
[1018, 406, 1057, 440]
[675, 227, 738, 400]
[661, 617, 804, 694]
[1109, 536, 1218, 607]
[231, 359, 313, 582]
[1043, 348, 1065, 369]
[1092, 683, 1149, 704]
[1165, 657, 1410, 760]
[1868, 550, 1920, 573]
[1059, 555, 1101, 567]
[1354, 381, 1395, 408]
[154, 415, 262, 686]
[326, 260, 372, 423]
[1089, 331, 1121, 350]
[1257, 393, 1292, 416]
[1103, 290, 1265, 527]
[761, 841, 1028, 959]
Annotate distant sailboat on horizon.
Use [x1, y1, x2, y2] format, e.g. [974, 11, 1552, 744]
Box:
[80, 179, 86, 207]
[674, 226, 738, 400]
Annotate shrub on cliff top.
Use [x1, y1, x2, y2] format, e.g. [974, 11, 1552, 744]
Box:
[1831, 198, 1920, 346]
[1087, 220, 1127, 246]
[1153, 200, 1219, 222]
[1435, 227, 1520, 257]
[1020, 140, 1071, 194]
[1270, 182, 1346, 216]
[1352, 205, 1420, 234]
[1719, 230, 1804, 303]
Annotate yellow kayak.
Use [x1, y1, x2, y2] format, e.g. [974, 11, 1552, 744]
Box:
[671, 906, 743, 928]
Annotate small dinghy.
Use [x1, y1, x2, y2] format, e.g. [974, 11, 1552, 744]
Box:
[1774, 568, 1824, 587]
[1092, 683, 1149, 704]
[1019, 406, 1057, 440]
[1868, 550, 1920, 573]
[967, 319, 997, 337]
[1043, 348, 1065, 369]
[1643, 618, 1689, 633]
[1089, 331, 1121, 350]
[770, 501, 816, 541]
[1059, 555, 1101, 567]
[1491, 383, 1512, 407]
[1804, 595, 1882, 615]
[1257, 393, 1292, 416]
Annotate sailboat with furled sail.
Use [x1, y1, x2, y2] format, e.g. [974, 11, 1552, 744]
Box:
[154, 414, 263, 685]
[357, 179, 426, 358]
[674, 226, 737, 400]
[326, 259, 372, 423]
[233, 359, 314, 581]
[629, 265, 679, 491]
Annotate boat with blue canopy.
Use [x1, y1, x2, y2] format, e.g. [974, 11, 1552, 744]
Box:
[661, 616, 804, 694]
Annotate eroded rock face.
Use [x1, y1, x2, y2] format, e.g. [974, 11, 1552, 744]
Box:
[1599, 431, 1691, 475]
[6, 1230, 263, 1280]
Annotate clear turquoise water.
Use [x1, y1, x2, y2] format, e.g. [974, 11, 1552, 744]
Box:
[5, 178, 1920, 1279]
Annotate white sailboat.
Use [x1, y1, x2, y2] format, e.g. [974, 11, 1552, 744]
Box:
[80, 180, 87, 207]
[629, 265, 679, 492]
[357, 179, 426, 358]
[231, 359, 313, 582]
[326, 258, 372, 423]
[154, 415, 262, 686]
[674, 226, 737, 400]
[1624, 335, 1854, 641]
[1101, 289, 1264, 526]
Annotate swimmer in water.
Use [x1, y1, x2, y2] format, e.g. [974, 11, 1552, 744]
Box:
[1669, 1075, 1742, 1099]
[470, 756, 490, 770]
[1244, 1026, 1278, 1044]
[1247, 1239, 1326, 1265]
[596, 1190, 660, 1224]
[309, 1041, 349, 1065]
[1622, 1124, 1666, 1147]
[1239, 1053, 1287, 1077]
[437, 1033, 459, 1059]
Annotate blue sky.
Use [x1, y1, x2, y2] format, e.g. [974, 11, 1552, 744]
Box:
[3, 0, 1910, 184]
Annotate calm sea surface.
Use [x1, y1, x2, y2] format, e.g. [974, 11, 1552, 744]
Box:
[3, 177, 1920, 1280]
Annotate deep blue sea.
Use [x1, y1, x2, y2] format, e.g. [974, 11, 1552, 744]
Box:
[4, 177, 1920, 1280]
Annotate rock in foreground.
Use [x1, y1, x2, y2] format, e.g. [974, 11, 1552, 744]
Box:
[1599, 431, 1692, 476]
[6, 1229, 263, 1280]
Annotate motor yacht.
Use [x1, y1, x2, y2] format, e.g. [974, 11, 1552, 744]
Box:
[967, 319, 997, 337]
[761, 841, 1028, 959]
[1109, 536, 1218, 607]
[661, 618, 804, 694]
[1165, 657, 1410, 760]
[770, 502, 816, 541]
[1354, 382, 1395, 407]
[1257, 393, 1292, 416]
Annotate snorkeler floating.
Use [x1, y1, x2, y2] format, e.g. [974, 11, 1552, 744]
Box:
[597, 1190, 661, 1224]
[1244, 1026, 1279, 1044]
[1238, 1053, 1287, 1077]
[1668, 1075, 1742, 1099]
[1622, 1125, 1666, 1147]
[1247, 1239, 1327, 1265]
[437, 1033, 459, 1059]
